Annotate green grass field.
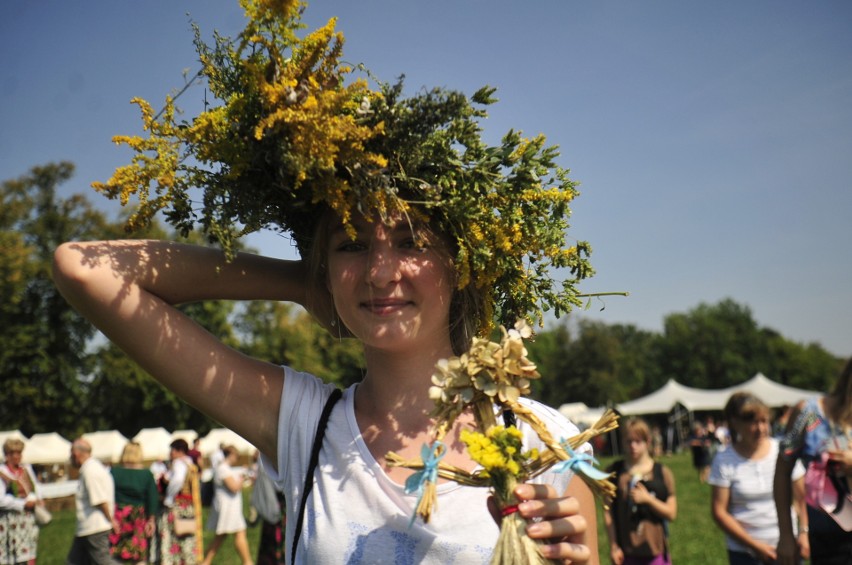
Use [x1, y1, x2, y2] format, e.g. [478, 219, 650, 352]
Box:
[35, 452, 730, 563]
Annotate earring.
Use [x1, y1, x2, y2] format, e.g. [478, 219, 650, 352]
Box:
[330, 316, 337, 327]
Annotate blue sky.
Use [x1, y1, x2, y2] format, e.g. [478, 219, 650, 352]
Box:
[2, 1, 851, 359]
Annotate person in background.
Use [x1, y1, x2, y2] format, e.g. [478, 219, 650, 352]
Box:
[202, 445, 253, 565]
[0, 438, 44, 564]
[772, 406, 792, 439]
[715, 419, 731, 449]
[605, 417, 678, 565]
[650, 425, 664, 458]
[251, 461, 287, 564]
[110, 441, 160, 564]
[159, 439, 201, 564]
[689, 422, 714, 483]
[709, 392, 807, 565]
[67, 438, 117, 565]
[208, 443, 225, 472]
[188, 439, 203, 471]
[775, 357, 852, 565]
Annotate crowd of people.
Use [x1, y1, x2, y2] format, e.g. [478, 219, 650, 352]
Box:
[0, 435, 286, 564]
[596, 355, 852, 565]
[3, 366, 851, 564]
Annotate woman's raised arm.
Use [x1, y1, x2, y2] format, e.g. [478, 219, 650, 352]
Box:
[52, 239, 312, 461]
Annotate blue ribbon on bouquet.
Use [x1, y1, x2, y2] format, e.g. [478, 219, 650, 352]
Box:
[551, 440, 611, 481]
[404, 441, 445, 527]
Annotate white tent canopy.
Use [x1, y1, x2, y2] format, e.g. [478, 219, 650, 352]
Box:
[617, 373, 820, 416]
[730, 373, 820, 408]
[82, 430, 129, 464]
[558, 402, 608, 428]
[25, 432, 72, 465]
[132, 427, 174, 461]
[199, 428, 256, 457]
[0, 430, 27, 445]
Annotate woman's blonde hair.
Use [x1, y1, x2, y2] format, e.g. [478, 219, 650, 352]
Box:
[3, 438, 24, 455]
[120, 441, 144, 465]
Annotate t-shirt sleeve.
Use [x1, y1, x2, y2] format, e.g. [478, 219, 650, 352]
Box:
[519, 398, 590, 495]
[791, 457, 806, 481]
[707, 451, 729, 487]
[779, 400, 813, 461]
[259, 366, 337, 492]
[85, 465, 113, 507]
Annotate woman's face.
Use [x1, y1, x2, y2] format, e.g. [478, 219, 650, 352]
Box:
[625, 432, 648, 460]
[325, 215, 455, 355]
[4, 448, 22, 468]
[734, 412, 769, 446]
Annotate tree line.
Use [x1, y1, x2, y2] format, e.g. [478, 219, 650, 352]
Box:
[2, 163, 843, 438]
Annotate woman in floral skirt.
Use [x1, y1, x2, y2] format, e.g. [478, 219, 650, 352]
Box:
[0, 438, 43, 565]
[110, 441, 160, 564]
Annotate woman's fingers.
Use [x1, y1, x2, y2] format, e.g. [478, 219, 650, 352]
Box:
[514, 483, 586, 531]
[513, 482, 592, 563]
[538, 539, 593, 563]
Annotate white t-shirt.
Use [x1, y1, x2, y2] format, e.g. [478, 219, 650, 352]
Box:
[163, 456, 190, 508]
[263, 367, 586, 565]
[75, 457, 114, 536]
[708, 438, 805, 553]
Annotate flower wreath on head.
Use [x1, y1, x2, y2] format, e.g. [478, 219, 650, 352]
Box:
[96, 1, 620, 562]
[94, 0, 596, 336]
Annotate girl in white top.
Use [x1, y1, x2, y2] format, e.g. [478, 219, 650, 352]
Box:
[53, 213, 598, 563]
[709, 392, 807, 564]
[203, 445, 252, 565]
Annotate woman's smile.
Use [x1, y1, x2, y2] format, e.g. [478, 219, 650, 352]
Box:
[360, 297, 414, 316]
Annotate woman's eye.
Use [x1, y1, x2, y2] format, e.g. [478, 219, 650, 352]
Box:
[335, 240, 367, 252]
[401, 238, 428, 252]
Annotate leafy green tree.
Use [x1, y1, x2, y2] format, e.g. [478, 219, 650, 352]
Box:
[528, 319, 661, 407]
[0, 163, 113, 435]
[760, 331, 841, 393]
[657, 299, 770, 389]
[235, 301, 365, 388]
[526, 322, 574, 403]
[656, 298, 841, 391]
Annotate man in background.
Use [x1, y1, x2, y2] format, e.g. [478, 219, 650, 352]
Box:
[66, 438, 116, 564]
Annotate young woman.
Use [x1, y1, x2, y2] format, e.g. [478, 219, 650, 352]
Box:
[158, 439, 201, 563]
[203, 445, 252, 565]
[52, 214, 598, 563]
[775, 357, 852, 565]
[709, 392, 807, 565]
[604, 418, 677, 565]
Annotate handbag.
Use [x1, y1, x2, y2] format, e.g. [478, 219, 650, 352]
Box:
[804, 452, 852, 531]
[33, 504, 52, 526]
[174, 516, 196, 537]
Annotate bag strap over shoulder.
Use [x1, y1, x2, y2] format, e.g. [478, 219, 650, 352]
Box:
[291, 387, 343, 565]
